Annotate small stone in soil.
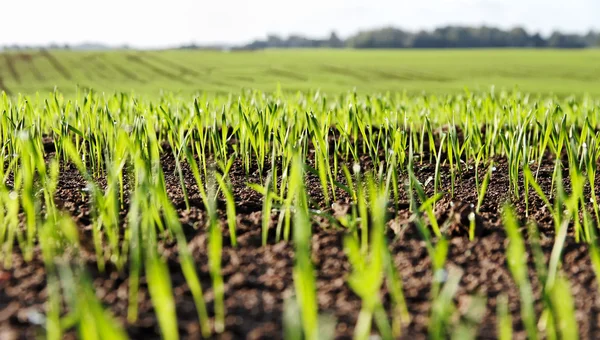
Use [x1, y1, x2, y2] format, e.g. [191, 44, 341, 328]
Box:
[0, 271, 11, 282]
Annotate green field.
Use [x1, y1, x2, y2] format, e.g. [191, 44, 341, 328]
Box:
[1, 49, 599, 97]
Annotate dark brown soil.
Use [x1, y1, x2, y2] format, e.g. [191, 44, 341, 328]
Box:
[1, 149, 600, 340]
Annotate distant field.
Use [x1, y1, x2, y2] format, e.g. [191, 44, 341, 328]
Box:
[0, 49, 599, 96]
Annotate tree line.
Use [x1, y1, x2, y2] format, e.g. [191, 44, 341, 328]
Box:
[239, 26, 600, 50]
[2, 26, 598, 51]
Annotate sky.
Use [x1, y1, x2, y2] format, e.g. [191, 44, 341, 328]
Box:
[1, 0, 598, 48]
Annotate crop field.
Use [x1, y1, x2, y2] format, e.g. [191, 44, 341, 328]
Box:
[1, 50, 600, 340]
[0, 49, 600, 96]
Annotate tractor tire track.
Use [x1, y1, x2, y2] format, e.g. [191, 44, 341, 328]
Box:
[3, 54, 20, 83]
[40, 49, 72, 80]
[320, 64, 368, 82]
[111, 62, 145, 83]
[143, 54, 201, 77]
[25, 54, 45, 82]
[93, 54, 145, 83]
[144, 54, 233, 87]
[90, 53, 145, 82]
[267, 67, 308, 81]
[75, 54, 111, 81]
[127, 54, 191, 85]
[90, 56, 112, 81]
[0, 74, 11, 95]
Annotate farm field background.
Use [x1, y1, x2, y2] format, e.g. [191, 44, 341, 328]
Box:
[0, 49, 599, 97]
[2, 46, 600, 340]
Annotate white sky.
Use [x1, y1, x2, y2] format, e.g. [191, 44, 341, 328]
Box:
[1, 0, 598, 47]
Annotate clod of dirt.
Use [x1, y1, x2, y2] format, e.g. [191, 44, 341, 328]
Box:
[0, 325, 18, 340]
[388, 210, 415, 238]
[436, 200, 486, 237]
[0, 303, 20, 323]
[331, 201, 350, 218]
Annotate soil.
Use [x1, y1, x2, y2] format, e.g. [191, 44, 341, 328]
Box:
[1, 146, 600, 340]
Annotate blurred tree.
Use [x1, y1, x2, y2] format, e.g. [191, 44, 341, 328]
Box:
[547, 32, 587, 48]
[328, 31, 344, 48]
[239, 26, 596, 50]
